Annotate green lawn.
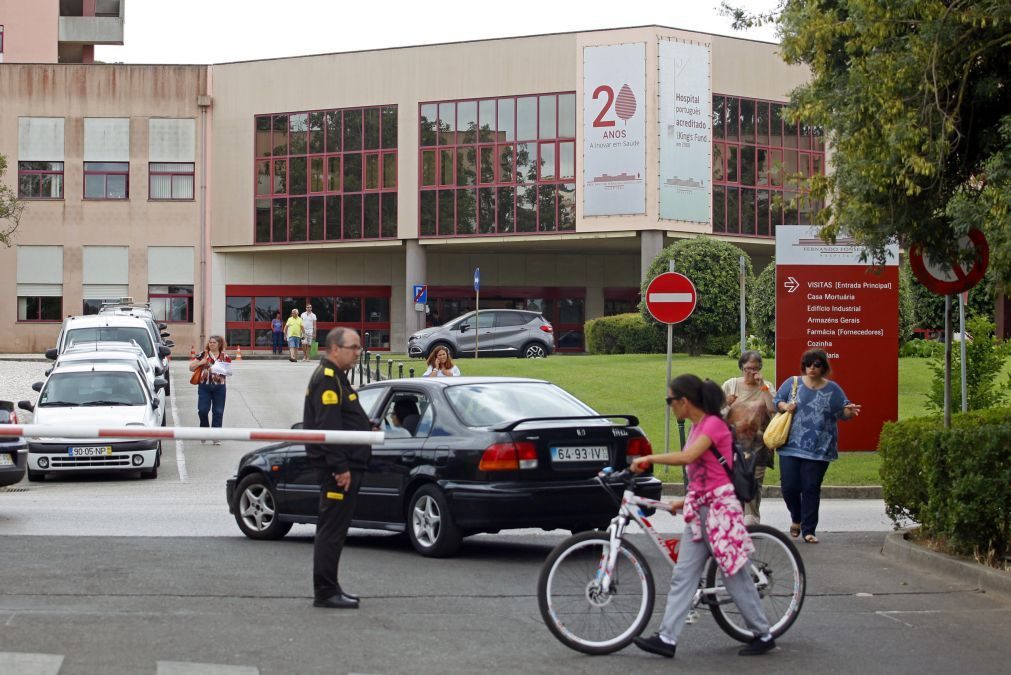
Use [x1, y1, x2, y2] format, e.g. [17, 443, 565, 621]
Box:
[379, 353, 945, 486]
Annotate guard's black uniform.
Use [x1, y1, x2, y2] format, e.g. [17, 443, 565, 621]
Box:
[303, 356, 372, 601]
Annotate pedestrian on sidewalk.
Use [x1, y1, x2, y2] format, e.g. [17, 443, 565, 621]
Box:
[774, 348, 861, 544]
[628, 374, 776, 658]
[189, 335, 232, 444]
[304, 328, 374, 609]
[271, 311, 284, 355]
[722, 350, 776, 525]
[423, 346, 460, 377]
[300, 304, 317, 362]
[284, 308, 303, 363]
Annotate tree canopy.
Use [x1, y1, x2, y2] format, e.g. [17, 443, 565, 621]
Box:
[0, 154, 25, 247]
[725, 1, 1011, 285]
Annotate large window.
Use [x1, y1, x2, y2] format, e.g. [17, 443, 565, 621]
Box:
[149, 163, 194, 200]
[419, 92, 576, 237]
[149, 285, 194, 323]
[18, 296, 62, 322]
[711, 96, 825, 237]
[18, 162, 64, 199]
[253, 106, 398, 244]
[84, 162, 129, 199]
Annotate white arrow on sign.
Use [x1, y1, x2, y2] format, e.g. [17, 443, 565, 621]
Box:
[648, 293, 694, 303]
[784, 276, 800, 293]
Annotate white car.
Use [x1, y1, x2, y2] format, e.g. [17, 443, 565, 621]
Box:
[53, 342, 168, 425]
[46, 315, 173, 393]
[20, 362, 163, 481]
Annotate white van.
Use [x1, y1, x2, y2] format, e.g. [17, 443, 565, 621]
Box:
[20, 362, 163, 481]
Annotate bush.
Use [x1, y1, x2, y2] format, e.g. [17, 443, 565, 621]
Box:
[750, 259, 776, 348]
[899, 338, 944, 358]
[727, 335, 774, 360]
[585, 313, 668, 354]
[641, 237, 754, 356]
[880, 407, 1011, 561]
[926, 317, 1011, 412]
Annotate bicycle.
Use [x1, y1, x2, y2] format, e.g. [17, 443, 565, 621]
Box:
[537, 468, 806, 655]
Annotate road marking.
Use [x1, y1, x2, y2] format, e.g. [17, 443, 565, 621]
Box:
[0, 652, 64, 675]
[158, 663, 258, 675]
[169, 371, 188, 483]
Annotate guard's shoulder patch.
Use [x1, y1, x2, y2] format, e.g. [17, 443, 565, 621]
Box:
[321, 389, 339, 405]
[323, 367, 335, 377]
[348, 393, 357, 401]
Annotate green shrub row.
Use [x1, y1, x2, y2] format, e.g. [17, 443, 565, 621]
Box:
[879, 408, 1011, 560]
[585, 314, 667, 354]
[898, 338, 944, 358]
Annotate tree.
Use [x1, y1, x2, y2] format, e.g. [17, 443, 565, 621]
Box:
[750, 259, 776, 350]
[723, 1, 1011, 284]
[0, 154, 26, 246]
[640, 237, 754, 356]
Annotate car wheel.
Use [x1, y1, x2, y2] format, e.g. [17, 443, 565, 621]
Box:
[234, 474, 293, 540]
[426, 342, 455, 359]
[140, 465, 158, 479]
[521, 342, 548, 359]
[407, 485, 462, 557]
[27, 469, 44, 482]
[165, 376, 171, 397]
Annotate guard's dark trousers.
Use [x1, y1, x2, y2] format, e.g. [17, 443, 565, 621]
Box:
[313, 471, 363, 600]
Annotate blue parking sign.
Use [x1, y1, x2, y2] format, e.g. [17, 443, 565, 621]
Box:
[413, 284, 428, 304]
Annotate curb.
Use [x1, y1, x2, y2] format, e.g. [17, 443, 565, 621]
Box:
[661, 483, 882, 499]
[882, 529, 1011, 600]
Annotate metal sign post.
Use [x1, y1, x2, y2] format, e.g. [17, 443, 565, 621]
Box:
[739, 255, 747, 353]
[959, 291, 968, 413]
[474, 267, 480, 359]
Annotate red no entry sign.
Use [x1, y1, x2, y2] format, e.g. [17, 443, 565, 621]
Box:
[645, 272, 697, 324]
[909, 228, 989, 296]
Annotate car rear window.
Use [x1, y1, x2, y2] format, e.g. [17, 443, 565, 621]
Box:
[66, 327, 154, 357]
[445, 382, 596, 427]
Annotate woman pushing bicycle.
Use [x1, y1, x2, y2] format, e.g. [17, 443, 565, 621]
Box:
[627, 374, 776, 658]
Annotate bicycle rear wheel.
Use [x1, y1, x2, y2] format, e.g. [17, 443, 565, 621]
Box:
[537, 531, 655, 655]
[704, 524, 806, 642]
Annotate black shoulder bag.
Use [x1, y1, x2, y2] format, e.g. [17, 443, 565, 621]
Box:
[708, 425, 758, 502]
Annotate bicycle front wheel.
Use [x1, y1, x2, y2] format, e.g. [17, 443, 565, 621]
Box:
[537, 531, 655, 655]
[704, 524, 806, 642]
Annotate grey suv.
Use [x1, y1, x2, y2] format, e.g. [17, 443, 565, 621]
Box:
[408, 310, 554, 359]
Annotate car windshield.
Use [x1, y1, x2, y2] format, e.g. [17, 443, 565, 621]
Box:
[40, 371, 147, 407]
[66, 327, 154, 357]
[445, 382, 596, 427]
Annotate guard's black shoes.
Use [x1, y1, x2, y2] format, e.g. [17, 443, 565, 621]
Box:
[738, 636, 776, 655]
[313, 593, 359, 609]
[632, 633, 676, 658]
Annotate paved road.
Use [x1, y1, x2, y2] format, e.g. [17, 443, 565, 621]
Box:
[5, 359, 1005, 674]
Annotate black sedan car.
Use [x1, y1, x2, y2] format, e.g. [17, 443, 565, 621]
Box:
[0, 401, 28, 487]
[226, 377, 661, 556]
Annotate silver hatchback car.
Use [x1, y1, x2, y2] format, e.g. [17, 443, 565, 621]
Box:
[408, 310, 554, 359]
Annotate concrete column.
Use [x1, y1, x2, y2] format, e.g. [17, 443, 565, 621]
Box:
[640, 230, 665, 281]
[404, 240, 427, 337]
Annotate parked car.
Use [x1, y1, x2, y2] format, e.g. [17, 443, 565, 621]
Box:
[19, 362, 164, 481]
[0, 401, 27, 487]
[407, 309, 554, 359]
[46, 314, 173, 394]
[50, 342, 168, 426]
[226, 376, 659, 556]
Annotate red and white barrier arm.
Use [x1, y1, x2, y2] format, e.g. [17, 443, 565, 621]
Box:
[0, 425, 384, 446]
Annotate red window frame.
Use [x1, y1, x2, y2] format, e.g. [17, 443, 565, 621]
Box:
[711, 94, 825, 238]
[17, 296, 63, 323]
[0, 25, 5, 56]
[418, 92, 577, 238]
[253, 106, 398, 245]
[224, 285, 392, 351]
[149, 285, 194, 323]
[83, 162, 130, 200]
[17, 161, 64, 199]
[149, 163, 195, 201]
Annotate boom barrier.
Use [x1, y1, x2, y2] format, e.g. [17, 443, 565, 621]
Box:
[0, 425, 384, 446]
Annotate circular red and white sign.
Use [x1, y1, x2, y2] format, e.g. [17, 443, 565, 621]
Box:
[909, 229, 989, 296]
[645, 272, 698, 324]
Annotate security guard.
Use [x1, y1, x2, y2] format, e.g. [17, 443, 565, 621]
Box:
[303, 327, 372, 609]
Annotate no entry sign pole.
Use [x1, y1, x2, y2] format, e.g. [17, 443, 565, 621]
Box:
[645, 268, 698, 453]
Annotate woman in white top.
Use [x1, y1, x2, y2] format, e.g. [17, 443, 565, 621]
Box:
[423, 346, 460, 377]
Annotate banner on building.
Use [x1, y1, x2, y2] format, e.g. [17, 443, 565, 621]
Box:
[658, 39, 711, 223]
[582, 43, 646, 216]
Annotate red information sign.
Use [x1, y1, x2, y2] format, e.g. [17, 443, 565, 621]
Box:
[645, 272, 697, 325]
[775, 227, 899, 451]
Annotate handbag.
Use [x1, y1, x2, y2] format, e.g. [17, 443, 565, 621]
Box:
[763, 376, 799, 450]
[708, 429, 758, 502]
[190, 352, 206, 385]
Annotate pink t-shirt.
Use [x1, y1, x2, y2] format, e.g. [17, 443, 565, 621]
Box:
[686, 414, 734, 495]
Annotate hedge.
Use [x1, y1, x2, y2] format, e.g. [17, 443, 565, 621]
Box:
[879, 407, 1011, 561]
[585, 313, 668, 354]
